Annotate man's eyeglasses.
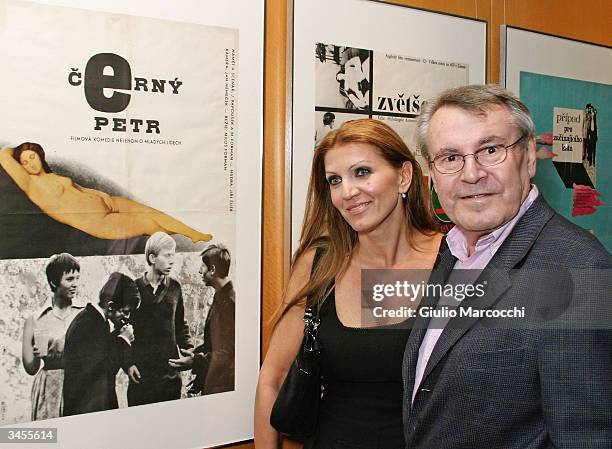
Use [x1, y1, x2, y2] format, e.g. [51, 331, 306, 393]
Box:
[429, 134, 527, 174]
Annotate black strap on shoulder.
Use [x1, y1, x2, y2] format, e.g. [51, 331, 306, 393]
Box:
[306, 247, 325, 318]
[311, 247, 324, 275]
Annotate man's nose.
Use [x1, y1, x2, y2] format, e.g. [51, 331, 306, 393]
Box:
[460, 155, 487, 183]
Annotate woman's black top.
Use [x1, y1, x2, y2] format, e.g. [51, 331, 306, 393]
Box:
[304, 288, 411, 449]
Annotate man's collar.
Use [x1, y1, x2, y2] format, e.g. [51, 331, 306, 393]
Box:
[447, 185, 540, 262]
[217, 280, 233, 295]
[143, 271, 169, 288]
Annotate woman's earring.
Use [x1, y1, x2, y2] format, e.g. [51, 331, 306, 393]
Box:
[401, 192, 407, 199]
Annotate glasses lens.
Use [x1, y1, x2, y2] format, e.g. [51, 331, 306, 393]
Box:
[435, 156, 462, 173]
[476, 146, 506, 166]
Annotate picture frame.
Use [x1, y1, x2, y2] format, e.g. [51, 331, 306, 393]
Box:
[502, 26, 612, 251]
[0, 0, 264, 448]
[501, 25, 612, 94]
[288, 0, 487, 251]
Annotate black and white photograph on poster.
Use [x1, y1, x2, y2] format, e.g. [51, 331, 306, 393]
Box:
[314, 110, 362, 146]
[315, 44, 372, 111]
[0, 0, 261, 447]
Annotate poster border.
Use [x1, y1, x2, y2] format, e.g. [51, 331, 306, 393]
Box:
[501, 25, 612, 252]
[501, 25, 612, 92]
[288, 0, 488, 254]
[1, 1, 264, 448]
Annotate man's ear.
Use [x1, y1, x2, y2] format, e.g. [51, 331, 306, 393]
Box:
[526, 135, 537, 179]
[209, 264, 216, 276]
[148, 253, 156, 265]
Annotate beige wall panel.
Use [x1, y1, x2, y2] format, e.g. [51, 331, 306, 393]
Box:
[246, 1, 611, 449]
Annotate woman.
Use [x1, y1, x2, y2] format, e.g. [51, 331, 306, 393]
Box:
[22, 253, 84, 420]
[255, 119, 441, 448]
[0, 143, 212, 243]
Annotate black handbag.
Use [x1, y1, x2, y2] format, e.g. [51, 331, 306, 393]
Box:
[270, 305, 322, 441]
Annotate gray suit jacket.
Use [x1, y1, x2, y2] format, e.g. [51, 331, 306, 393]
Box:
[403, 195, 612, 449]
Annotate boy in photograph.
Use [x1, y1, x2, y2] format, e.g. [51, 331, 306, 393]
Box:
[125, 232, 193, 406]
[63, 272, 138, 416]
[187, 244, 235, 395]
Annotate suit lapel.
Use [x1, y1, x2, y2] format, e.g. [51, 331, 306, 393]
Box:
[420, 265, 512, 381]
[419, 195, 556, 384]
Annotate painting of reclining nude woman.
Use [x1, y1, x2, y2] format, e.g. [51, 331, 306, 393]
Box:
[0, 143, 212, 259]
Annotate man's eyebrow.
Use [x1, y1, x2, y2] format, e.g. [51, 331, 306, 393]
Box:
[436, 146, 459, 154]
[436, 135, 503, 154]
[476, 135, 503, 147]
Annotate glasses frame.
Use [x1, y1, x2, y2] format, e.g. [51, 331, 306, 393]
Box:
[429, 133, 527, 174]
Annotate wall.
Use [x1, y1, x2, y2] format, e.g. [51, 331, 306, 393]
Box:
[225, 1, 611, 448]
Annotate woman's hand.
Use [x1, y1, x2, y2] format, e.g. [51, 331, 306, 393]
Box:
[73, 183, 118, 212]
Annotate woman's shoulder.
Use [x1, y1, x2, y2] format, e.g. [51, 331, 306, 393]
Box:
[291, 240, 331, 276]
[290, 247, 318, 283]
[30, 302, 54, 321]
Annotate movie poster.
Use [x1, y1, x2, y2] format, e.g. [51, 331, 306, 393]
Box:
[0, 1, 252, 447]
[314, 43, 469, 176]
[520, 71, 611, 251]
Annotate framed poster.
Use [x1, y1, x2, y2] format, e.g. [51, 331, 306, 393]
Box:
[289, 0, 487, 250]
[502, 25, 612, 251]
[0, 0, 263, 448]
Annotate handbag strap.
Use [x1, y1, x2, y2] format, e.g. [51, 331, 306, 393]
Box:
[304, 247, 324, 317]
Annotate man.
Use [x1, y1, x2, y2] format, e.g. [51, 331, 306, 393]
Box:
[582, 103, 598, 166]
[125, 232, 193, 406]
[63, 272, 138, 416]
[403, 85, 612, 448]
[187, 244, 235, 395]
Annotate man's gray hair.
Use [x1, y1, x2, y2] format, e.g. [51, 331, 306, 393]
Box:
[416, 84, 536, 160]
